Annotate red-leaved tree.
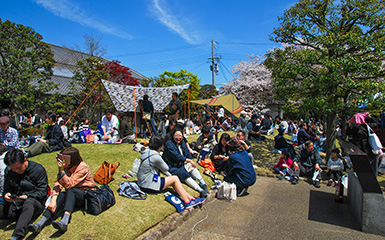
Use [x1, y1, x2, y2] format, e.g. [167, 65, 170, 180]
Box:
[104, 60, 139, 86]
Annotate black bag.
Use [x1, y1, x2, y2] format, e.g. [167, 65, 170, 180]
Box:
[85, 185, 116, 216]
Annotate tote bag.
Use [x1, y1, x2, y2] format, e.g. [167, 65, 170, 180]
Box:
[367, 125, 383, 151]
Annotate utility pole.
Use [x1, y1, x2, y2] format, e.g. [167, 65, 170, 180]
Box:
[209, 40, 219, 87]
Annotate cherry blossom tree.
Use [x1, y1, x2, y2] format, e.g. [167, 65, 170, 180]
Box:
[222, 55, 274, 113]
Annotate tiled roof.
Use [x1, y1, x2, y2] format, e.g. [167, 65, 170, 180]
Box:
[39, 43, 148, 96]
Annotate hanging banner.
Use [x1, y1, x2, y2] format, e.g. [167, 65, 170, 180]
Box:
[102, 80, 190, 112]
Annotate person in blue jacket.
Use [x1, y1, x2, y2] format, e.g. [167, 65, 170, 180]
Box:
[162, 128, 210, 198]
[224, 137, 256, 197]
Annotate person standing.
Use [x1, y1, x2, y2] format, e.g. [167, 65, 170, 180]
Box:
[0, 116, 20, 149]
[142, 94, 158, 136]
[168, 92, 182, 121]
[2, 149, 48, 240]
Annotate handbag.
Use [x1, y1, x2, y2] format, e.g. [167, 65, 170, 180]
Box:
[86, 134, 95, 143]
[217, 181, 237, 201]
[367, 125, 383, 151]
[94, 161, 120, 184]
[143, 112, 151, 120]
[85, 185, 116, 216]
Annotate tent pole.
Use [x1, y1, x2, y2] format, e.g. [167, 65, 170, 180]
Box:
[188, 90, 191, 137]
[134, 89, 137, 140]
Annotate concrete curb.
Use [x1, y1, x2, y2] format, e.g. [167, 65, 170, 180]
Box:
[136, 171, 385, 239]
[136, 190, 217, 240]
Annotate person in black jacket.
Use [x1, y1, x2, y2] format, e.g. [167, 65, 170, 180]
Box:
[142, 95, 158, 137]
[2, 149, 48, 240]
[26, 112, 65, 158]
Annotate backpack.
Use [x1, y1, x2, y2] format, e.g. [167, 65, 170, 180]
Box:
[118, 181, 147, 200]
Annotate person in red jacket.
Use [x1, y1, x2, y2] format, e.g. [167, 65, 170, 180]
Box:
[273, 150, 293, 180]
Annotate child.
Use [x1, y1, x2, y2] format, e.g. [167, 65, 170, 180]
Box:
[273, 150, 293, 180]
[327, 148, 344, 186]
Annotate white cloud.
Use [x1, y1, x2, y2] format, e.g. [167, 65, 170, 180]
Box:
[149, 0, 201, 45]
[33, 0, 133, 40]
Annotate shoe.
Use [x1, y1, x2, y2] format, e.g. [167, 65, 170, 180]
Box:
[28, 223, 43, 234]
[200, 189, 209, 198]
[199, 183, 209, 192]
[52, 221, 67, 233]
[278, 175, 284, 180]
[314, 181, 320, 188]
[327, 180, 333, 186]
[253, 165, 258, 170]
[291, 177, 298, 185]
[237, 187, 249, 197]
[185, 198, 206, 209]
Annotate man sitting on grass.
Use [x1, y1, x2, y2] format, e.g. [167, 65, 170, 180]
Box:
[291, 141, 323, 188]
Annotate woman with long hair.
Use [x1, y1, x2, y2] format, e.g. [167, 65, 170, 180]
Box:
[162, 128, 209, 198]
[210, 133, 231, 175]
[28, 147, 95, 234]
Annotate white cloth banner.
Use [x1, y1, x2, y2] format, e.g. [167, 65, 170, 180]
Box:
[102, 80, 190, 112]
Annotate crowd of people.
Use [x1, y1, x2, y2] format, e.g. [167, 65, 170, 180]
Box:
[1, 90, 384, 239]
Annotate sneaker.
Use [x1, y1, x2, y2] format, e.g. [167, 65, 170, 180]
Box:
[200, 189, 209, 198]
[237, 187, 249, 197]
[253, 165, 258, 170]
[291, 177, 298, 185]
[327, 180, 333, 186]
[314, 181, 320, 188]
[185, 198, 206, 209]
[278, 174, 284, 180]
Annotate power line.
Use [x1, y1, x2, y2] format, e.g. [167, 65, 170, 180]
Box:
[108, 44, 207, 58]
[221, 41, 279, 46]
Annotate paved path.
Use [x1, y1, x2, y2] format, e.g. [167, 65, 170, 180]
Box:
[165, 176, 384, 240]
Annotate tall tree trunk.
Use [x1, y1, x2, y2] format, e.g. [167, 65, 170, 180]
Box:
[325, 111, 338, 161]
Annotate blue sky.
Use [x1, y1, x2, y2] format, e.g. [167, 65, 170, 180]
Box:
[1, 0, 296, 86]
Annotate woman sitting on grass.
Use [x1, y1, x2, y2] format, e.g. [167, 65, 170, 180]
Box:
[162, 128, 210, 198]
[137, 136, 205, 208]
[273, 150, 293, 180]
[28, 147, 95, 235]
[210, 133, 230, 175]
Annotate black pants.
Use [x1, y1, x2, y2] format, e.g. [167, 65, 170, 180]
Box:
[43, 188, 85, 219]
[3, 198, 45, 238]
[328, 170, 342, 181]
[293, 163, 321, 181]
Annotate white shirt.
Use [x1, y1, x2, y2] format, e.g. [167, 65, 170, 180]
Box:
[101, 115, 119, 135]
[218, 108, 224, 118]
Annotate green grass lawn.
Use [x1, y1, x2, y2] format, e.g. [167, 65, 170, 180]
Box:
[1, 131, 384, 239]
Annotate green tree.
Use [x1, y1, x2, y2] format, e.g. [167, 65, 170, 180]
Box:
[154, 69, 201, 106]
[265, 0, 385, 156]
[0, 18, 56, 112]
[199, 84, 219, 99]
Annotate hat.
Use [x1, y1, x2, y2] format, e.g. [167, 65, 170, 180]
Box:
[241, 110, 247, 115]
[177, 119, 185, 125]
[251, 114, 260, 119]
[227, 137, 241, 149]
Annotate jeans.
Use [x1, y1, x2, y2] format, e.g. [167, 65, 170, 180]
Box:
[274, 167, 288, 175]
